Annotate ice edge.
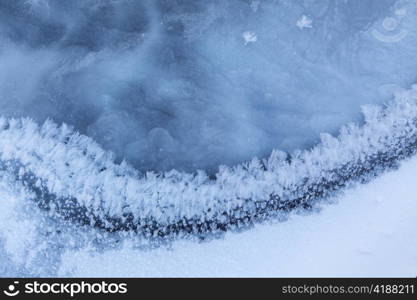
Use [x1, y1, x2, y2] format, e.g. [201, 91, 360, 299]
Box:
[1, 87, 417, 237]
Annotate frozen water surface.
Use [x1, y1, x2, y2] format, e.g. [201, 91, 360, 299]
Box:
[1, 0, 417, 278]
[1, 0, 416, 172]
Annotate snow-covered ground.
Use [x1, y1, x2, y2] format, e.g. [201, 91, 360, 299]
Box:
[58, 156, 417, 277]
[1, 154, 416, 277]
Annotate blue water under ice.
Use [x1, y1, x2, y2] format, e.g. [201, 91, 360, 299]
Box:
[1, 0, 416, 172]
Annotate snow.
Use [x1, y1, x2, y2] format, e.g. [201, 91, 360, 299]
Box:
[0, 0, 417, 277]
[1, 87, 417, 276]
[242, 31, 258, 44]
[1, 154, 416, 277]
[1, 87, 417, 234]
[296, 15, 313, 29]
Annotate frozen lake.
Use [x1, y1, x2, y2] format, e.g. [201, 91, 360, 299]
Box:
[1, 0, 417, 172]
[1, 0, 417, 277]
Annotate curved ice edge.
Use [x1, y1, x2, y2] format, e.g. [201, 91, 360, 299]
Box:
[1, 86, 417, 237]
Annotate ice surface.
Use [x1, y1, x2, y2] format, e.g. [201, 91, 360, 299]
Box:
[1, 0, 416, 172]
[1, 86, 417, 235]
[1, 0, 417, 277]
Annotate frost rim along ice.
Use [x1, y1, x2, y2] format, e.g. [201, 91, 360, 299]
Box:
[1, 88, 417, 237]
[2, 0, 417, 238]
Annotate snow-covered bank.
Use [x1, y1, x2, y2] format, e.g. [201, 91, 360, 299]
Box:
[0, 152, 416, 277]
[58, 155, 417, 277]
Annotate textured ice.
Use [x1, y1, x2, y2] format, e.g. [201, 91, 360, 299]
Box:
[2, 0, 417, 277]
[1, 0, 416, 172]
[1, 86, 417, 234]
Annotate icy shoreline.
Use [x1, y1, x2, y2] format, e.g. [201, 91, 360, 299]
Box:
[59, 154, 417, 277]
[2, 142, 417, 276]
[1, 87, 417, 236]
